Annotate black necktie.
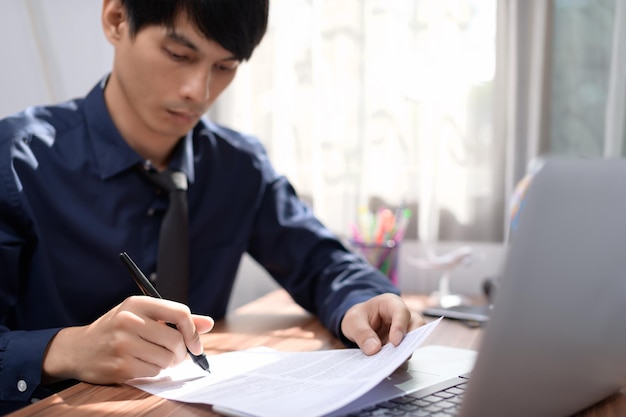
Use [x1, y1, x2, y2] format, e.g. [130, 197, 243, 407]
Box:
[137, 164, 189, 303]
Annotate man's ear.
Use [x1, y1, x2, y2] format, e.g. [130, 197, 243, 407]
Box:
[101, 0, 128, 45]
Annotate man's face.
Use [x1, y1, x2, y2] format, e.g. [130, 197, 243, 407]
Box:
[106, 9, 240, 144]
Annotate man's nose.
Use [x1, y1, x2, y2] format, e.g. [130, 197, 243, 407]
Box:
[181, 70, 211, 103]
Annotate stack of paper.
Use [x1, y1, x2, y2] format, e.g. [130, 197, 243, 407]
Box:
[128, 318, 443, 417]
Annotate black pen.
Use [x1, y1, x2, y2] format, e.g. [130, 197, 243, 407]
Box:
[119, 252, 210, 373]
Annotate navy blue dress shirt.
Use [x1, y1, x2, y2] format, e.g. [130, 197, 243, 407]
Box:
[0, 77, 399, 410]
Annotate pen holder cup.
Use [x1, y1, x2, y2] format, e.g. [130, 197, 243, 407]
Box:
[349, 240, 400, 285]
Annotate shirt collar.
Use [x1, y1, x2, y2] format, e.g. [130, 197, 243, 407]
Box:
[168, 129, 196, 183]
[83, 75, 195, 182]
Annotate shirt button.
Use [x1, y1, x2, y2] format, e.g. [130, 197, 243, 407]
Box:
[149, 272, 158, 283]
[147, 208, 155, 216]
[17, 380, 27, 392]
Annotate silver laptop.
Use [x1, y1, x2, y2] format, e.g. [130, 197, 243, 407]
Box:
[333, 158, 626, 417]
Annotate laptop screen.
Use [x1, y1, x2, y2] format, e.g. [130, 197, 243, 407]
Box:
[460, 158, 626, 417]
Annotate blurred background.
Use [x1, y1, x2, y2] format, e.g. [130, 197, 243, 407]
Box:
[1, 0, 624, 306]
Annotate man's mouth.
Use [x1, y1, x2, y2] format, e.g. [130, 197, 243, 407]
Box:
[167, 109, 201, 123]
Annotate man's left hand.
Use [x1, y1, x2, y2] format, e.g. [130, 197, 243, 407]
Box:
[340, 293, 425, 355]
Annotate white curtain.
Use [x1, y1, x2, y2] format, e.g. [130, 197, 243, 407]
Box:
[214, 0, 502, 243]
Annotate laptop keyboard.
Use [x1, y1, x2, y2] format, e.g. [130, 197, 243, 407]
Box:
[344, 380, 468, 417]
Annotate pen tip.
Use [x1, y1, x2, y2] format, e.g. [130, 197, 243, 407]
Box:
[194, 354, 211, 373]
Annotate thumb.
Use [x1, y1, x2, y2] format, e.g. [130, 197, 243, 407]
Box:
[342, 314, 383, 355]
[358, 332, 383, 355]
[192, 314, 215, 334]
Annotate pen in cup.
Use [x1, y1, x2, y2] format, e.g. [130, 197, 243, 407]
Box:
[119, 251, 210, 373]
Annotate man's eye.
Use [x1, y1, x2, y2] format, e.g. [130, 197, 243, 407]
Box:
[215, 62, 240, 72]
[166, 49, 189, 62]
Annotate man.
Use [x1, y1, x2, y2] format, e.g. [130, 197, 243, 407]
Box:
[0, 0, 423, 412]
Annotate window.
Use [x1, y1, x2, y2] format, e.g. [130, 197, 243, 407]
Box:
[214, 0, 500, 242]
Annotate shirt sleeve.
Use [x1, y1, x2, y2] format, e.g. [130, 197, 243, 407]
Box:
[0, 328, 62, 404]
[0, 135, 61, 405]
[245, 155, 400, 343]
[0, 232, 51, 404]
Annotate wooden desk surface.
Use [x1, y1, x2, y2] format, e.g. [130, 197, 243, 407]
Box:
[7, 290, 626, 417]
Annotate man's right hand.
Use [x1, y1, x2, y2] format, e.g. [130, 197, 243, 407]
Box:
[42, 296, 214, 384]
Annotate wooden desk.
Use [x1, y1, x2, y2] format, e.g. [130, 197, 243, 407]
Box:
[7, 290, 626, 417]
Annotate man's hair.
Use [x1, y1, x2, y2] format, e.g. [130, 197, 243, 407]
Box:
[120, 0, 269, 61]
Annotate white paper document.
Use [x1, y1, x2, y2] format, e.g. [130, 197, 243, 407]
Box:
[128, 318, 442, 417]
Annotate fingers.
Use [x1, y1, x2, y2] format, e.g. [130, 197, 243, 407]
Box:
[43, 314, 169, 384]
[113, 308, 186, 367]
[341, 303, 384, 355]
[43, 296, 214, 385]
[126, 297, 213, 358]
[192, 314, 215, 334]
[341, 293, 423, 356]
[171, 314, 214, 356]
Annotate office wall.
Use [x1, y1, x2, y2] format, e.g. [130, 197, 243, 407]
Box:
[230, 241, 505, 311]
[0, 0, 112, 118]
